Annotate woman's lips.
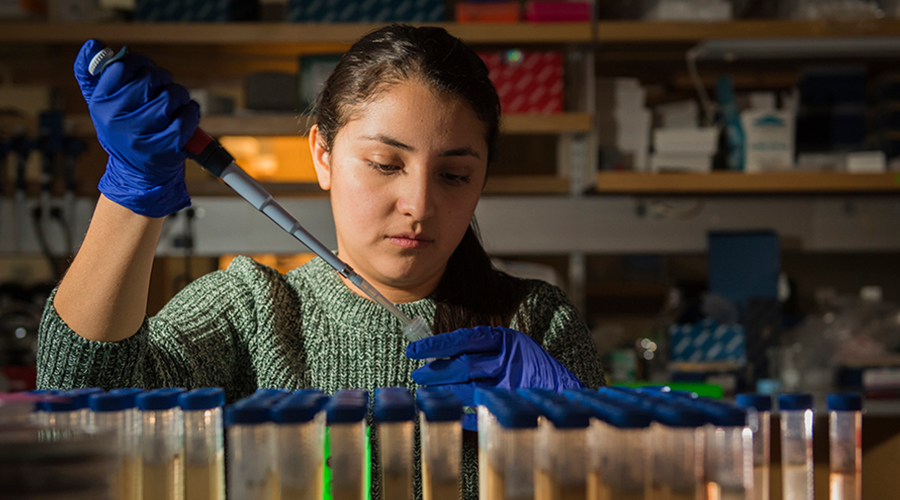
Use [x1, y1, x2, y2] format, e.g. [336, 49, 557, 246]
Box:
[387, 235, 433, 249]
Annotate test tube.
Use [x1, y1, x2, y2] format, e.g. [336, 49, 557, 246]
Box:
[270, 390, 330, 500]
[827, 393, 863, 500]
[24, 389, 60, 425]
[736, 394, 772, 500]
[326, 389, 369, 500]
[374, 388, 416, 500]
[475, 387, 540, 500]
[44, 394, 82, 428]
[417, 388, 463, 500]
[778, 393, 814, 500]
[691, 399, 753, 500]
[226, 398, 279, 500]
[137, 387, 187, 500]
[90, 392, 142, 500]
[649, 402, 707, 500]
[179, 388, 226, 500]
[517, 388, 592, 500]
[565, 389, 653, 500]
[64, 387, 105, 428]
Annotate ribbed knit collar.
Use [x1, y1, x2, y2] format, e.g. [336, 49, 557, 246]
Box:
[292, 257, 437, 336]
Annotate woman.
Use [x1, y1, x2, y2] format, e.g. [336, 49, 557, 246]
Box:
[38, 25, 604, 498]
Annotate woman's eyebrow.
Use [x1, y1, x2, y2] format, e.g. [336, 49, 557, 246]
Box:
[360, 134, 481, 159]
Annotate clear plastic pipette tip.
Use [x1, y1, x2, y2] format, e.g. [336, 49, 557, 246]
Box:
[346, 270, 432, 342]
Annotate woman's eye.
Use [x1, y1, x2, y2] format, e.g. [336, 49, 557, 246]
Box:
[441, 172, 471, 185]
[368, 161, 400, 174]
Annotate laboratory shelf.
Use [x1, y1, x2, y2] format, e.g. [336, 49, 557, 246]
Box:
[0, 21, 593, 45]
[594, 171, 900, 194]
[65, 112, 593, 136]
[185, 174, 571, 196]
[595, 18, 900, 43]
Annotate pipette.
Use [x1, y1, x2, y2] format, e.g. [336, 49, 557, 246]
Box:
[88, 45, 431, 343]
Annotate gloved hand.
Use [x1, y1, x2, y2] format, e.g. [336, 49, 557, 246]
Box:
[74, 39, 199, 218]
[407, 326, 585, 430]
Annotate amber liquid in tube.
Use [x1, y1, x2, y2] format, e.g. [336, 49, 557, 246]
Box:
[669, 488, 699, 500]
[586, 471, 606, 500]
[422, 459, 458, 500]
[280, 462, 324, 500]
[184, 453, 224, 500]
[143, 457, 182, 500]
[829, 471, 861, 500]
[708, 483, 749, 500]
[754, 465, 769, 500]
[482, 463, 505, 500]
[382, 471, 412, 500]
[112, 456, 141, 500]
[782, 464, 812, 500]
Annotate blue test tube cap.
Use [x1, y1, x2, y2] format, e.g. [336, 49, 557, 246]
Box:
[778, 393, 814, 411]
[179, 388, 226, 411]
[374, 387, 416, 423]
[827, 393, 863, 412]
[735, 393, 773, 412]
[564, 390, 653, 429]
[137, 388, 186, 411]
[89, 392, 133, 412]
[690, 398, 747, 427]
[651, 402, 708, 427]
[108, 388, 144, 408]
[475, 387, 539, 429]
[63, 388, 105, 410]
[41, 395, 79, 413]
[417, 391, 463, 423]
[517, 388, 591, 429]
[326, 389, 369, 424]
[271, 390, 330, 424]
[226, 399, 273, 426]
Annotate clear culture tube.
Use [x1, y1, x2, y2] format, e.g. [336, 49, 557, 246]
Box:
[417, 388, 463, 500]
[736, 394, 772, 500]
[138, 388, 186, 500]
[778, 393, 814, 500]
[180, 388, 226, 500]
[827, 393, 863, 500]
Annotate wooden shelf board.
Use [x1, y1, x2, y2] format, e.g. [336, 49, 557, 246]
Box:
[595, 171, 900, 194]
[0, 22, 592, 45]
[63, 112, 591, 136]
[483, 175, 570, 194]
[597, 18, 900, 42]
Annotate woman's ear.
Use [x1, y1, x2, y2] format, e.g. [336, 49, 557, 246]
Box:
[309, 124, 332, 191]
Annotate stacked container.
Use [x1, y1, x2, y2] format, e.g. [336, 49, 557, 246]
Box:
[325, 389, 369, 500]
[89, 392, 142, 500]
[565, 389, 653, 500]
[374, 387, 416, 500]
[227, 398, 279, 500]
[516, 388, 592, 500]
[416, 388, 463, 500]
[137, 387, 187, 500]
[736, 394, 773, 500]
[476, 387, 540, 500]
[691, 399, 754, 500]
[270, 390, 330, 500]
[778, 393, 815, 500]
[179, 388, 226, 500]
[827, 393, 863, 500]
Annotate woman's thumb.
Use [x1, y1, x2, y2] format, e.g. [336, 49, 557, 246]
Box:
[73, 39, 107, 103]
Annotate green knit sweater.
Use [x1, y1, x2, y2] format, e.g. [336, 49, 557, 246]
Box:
[37, 255, 605, 498]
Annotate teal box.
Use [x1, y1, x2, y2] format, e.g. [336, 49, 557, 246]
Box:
[135, 0, 259, 21]
[287, 0, 444, 23]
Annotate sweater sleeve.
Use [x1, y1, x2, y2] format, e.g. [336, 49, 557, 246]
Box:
[511, 280, 606, 390]
[37, 256, 266, 400]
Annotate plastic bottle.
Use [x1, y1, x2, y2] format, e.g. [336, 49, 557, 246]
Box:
[325, 389, 369, 500]
[271, 390, 330, 500]
[416, 388, 463, 500]
[179, 388, 226, 500]
[736, 393, 772, 500]
[827, 393, 863, 500]
[226, 398, 278, 500]
[90, 392, 141, 500]
[517, 388, 592, 500]
[778, 393, 814, 500]
[475, 387, 540, 500]
[137, 387, 187, 500]
[374, 387, 416, 500]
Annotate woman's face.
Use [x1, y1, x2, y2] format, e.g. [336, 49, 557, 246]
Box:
[310, 80, 489, 302]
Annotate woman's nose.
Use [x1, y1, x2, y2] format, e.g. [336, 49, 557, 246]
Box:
[397, 170, 436, 222]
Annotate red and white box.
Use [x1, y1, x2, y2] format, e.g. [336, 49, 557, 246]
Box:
[478, 51, 564, 114]
[525, 1, 591, 22]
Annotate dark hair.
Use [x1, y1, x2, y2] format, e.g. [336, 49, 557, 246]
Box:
[315, 24, 528, 334]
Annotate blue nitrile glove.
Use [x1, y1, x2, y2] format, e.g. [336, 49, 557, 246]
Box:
[407, 326, 586, 430]
[74, 39, 199, 218]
